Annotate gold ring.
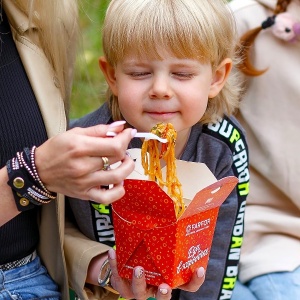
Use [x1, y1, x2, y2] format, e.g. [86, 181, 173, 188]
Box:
[101, 156, 110, 171]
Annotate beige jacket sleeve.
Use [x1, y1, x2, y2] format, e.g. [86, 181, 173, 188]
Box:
[65, 220, 119, 300]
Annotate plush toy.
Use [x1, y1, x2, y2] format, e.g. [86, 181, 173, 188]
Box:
[272, 12, 300, 42]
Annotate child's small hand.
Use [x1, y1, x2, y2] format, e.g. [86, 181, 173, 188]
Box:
[108, 248, 205, 299]
[108, 248, 172, 299]
[177, 267, 206, 292]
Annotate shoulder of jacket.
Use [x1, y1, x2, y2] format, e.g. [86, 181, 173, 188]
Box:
[3, 0, 35, 33]
[71, 103, 112, 128]
[202, 116, 248, 155]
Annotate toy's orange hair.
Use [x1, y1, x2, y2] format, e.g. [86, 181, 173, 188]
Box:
[237, 0, 292, 76]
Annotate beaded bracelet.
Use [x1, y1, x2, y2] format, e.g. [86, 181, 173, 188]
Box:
[6, 147, 57, 211]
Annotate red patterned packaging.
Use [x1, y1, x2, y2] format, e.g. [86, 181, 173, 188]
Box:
[111, 149, 238, 288]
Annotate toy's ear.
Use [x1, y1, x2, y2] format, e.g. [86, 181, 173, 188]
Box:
[208, 58, 232, 99]
[293, 22, 300, 36]
[99, 56, 118, 96]
[272, 12, 297, 42]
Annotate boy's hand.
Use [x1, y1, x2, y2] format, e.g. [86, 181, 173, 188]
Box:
[108, 248, 205, 300]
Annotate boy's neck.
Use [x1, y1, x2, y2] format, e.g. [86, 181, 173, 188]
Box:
[175, 128, 191, 159]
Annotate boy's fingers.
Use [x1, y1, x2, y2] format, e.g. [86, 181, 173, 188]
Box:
[108, 249, 134, 299]
[155, 284, 172, 300]
[178, 267, 206, 292]
[131, 266, 148, 299]
[108, 249, 173, 300]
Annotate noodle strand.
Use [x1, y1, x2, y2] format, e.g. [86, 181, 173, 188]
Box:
[141, 123, 185, 218]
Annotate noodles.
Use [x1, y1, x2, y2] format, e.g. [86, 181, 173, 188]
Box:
[141, 123, 185, 218]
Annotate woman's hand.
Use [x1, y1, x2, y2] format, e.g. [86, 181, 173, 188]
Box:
[108, 248, 206, 300]
[35, 121, 136, 204]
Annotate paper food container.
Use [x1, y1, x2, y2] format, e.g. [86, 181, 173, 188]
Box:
[111, 149, 238, 288]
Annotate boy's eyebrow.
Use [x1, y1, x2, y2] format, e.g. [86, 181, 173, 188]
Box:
[121, 61, 147, 68]
[171, 62, 199, 68]
[122, 59, 201, 68]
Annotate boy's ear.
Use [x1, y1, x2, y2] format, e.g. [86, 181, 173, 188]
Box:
[208, 58, 232, 98]
[99, 56, 118, 95]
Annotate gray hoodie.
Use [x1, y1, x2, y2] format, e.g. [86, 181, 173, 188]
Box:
[69, 103, 249, 300]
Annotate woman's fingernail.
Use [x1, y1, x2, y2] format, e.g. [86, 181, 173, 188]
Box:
[106, 131, 117, 137]
[197, 267, 205, 278]
[159, 288, 168, 295]
[134, 267, 144, 279]
[125, 151, 131, 157]
[109, 120, 126, 128]
[108, 248, 116, 260]
[131, 128, 137, 138]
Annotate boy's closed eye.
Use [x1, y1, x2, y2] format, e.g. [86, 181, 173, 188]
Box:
[128, 72, 195, 79]
[128, 72, 151, 78]
[171, 72, 195, 79]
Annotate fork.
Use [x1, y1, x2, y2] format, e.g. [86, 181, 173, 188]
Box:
[106, 131, 168, 143]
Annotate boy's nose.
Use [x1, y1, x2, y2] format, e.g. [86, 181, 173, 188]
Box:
[149, 76, 173, 100]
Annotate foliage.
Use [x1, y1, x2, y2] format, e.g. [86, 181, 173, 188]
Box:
[70, 0, 110, 119]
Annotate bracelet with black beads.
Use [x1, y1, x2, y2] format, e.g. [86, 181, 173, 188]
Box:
[6, 147, 57, 211]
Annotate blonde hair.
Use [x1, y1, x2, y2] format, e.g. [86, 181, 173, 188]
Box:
[102, 0, 241, 124]
[13, 0, 79, 109]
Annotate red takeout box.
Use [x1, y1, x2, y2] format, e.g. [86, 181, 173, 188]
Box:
[111, 149, 238, 288]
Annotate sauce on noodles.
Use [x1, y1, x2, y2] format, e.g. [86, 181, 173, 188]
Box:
[141, 123, 185, 218]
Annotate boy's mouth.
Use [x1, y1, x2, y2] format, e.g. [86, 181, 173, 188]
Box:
[146, 111, 177, 121]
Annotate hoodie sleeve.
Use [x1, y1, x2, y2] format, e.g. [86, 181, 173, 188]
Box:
[179, 116, 249, 300]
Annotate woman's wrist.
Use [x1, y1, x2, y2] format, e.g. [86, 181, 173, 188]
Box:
[0, 167, 20, 225]
[6, 146, 57, 211]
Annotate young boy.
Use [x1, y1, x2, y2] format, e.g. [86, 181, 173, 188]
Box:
[67, 0, 249, 299]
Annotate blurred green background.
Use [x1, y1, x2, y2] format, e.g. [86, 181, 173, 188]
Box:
[71, 0, 233, 120]
[70, 0, 110, 119]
